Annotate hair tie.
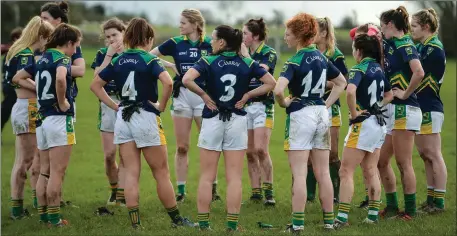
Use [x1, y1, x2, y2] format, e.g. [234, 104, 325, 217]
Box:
[367, 28, 378, 37]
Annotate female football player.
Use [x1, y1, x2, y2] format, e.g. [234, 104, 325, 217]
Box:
[411, 8, 447, 213]
[240, 18, 277, 205]
[311, 16, 349, 203]
[274, 13, 346, 232]
[6, 16, 53, 219]
[378, 6, 425, 220]
[183, 25, 276, 231]
[91, 17, 196, 229]
[334, 33, 393, 228]
[150, 9, 219, 202]
[91, 17, 126, 206]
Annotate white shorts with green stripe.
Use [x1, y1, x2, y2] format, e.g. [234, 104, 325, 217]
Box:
[417, 111, 444, 135]
[37, 115, 76, 150]
[385, 103, 422, 135]
[344, 116, 386, 153]
[98, 95, 119, 132]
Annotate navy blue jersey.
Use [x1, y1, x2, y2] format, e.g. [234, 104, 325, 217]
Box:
[31, 48, 75, 117]
[5, 47, 35, 88]
[322, 47, 348, 106]
[248, 42, 277, 103]
[158, 35, 212, 87]
[98, 48, 166, 116]
[71, 46, 83, 98]
[279, 45, 341, 114]
[348, 57, 391, 111]
[383, 35, 420, 107]
[91, 47, 118, 95]
[415, 35, 446, 113]
[193, 51, 268, 119]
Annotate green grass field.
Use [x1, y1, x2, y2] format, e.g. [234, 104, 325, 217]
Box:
[1, 48, 456, 236]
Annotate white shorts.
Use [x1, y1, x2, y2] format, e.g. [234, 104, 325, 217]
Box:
[417, 111, 444, 135]
[284, 106, 330, 151]
[198, 114, 247, 151]
[328, 104, 342, 127]
[73, 102, 76, 123]
[114, 107, 166, 148]
[170, 87, 204, 118]
[246, 102, 274, 130]
[385, 103, 422, 135]
[11, 98, 38, 134]
[98, 96, 119, 132]
[344, 116, 386, 153]
[37, 115, 76, 150]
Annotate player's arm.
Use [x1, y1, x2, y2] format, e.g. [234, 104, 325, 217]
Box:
[71, 46, 86, 78]
[90, 64, 118, 111]
[11, 69, 35, 91]
[325, 60, 346, 108]
[345, 70, 362, 119]
[273, 77, 290, 108]
[381, 76, 393, 106]
[393, 46, 424, 99]
[150, 46, 179, 75]
[183, 67, 217, 111]
[56, 66, 69, 111]
[246, 62, 276, 99]
[157, 71, 173, 112]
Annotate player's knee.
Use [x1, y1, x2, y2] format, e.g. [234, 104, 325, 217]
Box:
[363, 166, 377, 181]
[153, 168, 170, 182]
[14, 166, 28, 181]
[339, 166, 352, 179]
[255, 147, 268, 161]
[377, 158, 391, 169]
[314, 166, 330, 181]
[104, 149, 116, 163]
[46, 187, 59, 202]
[246, 150, 256, 163]
[176, 144, 189, 156]
[30, 165, 40, 178]
[329, 151, 339, 162]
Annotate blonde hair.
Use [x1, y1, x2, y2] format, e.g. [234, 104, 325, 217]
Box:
[181, 9, 206, 38]
[6, 16, 54, 61]
[317, 17, 336, 57]
[413, 8, 439, 33]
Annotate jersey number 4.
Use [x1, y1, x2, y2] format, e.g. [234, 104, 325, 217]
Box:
[122, 71, 138, 100]
[301, 69, 326, 97]
[35, 70, 55, 100]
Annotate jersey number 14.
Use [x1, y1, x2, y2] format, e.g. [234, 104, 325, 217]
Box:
[301, 69, 326, 97]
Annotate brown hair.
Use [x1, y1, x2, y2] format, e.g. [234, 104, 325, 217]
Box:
[354, 34, 384, 68]
[100, 17, 126, 40]
[317, 17, 336, 56]
[412, 8, 439, 33]
[214, 25, 243, 53]
[45, 23, 81, 50]
[10, 27, 23, 42]
[244, 18, 268, 41]
[123, 17, 155, 48]
[181, 9, 205, 37]
[286, 13, 318, 46]
[41, 1, 69, 23]
[380, 5, 410, 34]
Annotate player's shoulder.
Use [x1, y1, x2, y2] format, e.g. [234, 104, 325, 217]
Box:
[260, 44, 276, 55]
[285, 50, 306, 67]
[46, 49, 69, 64]
[393, 34, 415, 49]
[202, 35, 212, 45]
[97, 47, 108, 55]
[350, 59, 371, 74]
[17, 47, 34, 57]
[332, 47, 344, 60]
[242, 57, 255, 67]
[138, 50, 159, 65]
[424, 35, 444, 51]
[170, 35, 186, 44]
[200, 55, 220, 65]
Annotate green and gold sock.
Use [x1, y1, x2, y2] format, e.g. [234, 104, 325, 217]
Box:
[367, 200, 381, 222]
[385, 192, 399, 209]
[306, 165, 316, 200]
[198, 212, 210, 229]
[116, 188, 125, 203]
[38, 205, 48, 222]
[166, 205, 182, 224]
[110, 182, 118, 195]
[336, 202, 351, 223]
[32, 190, 38, 208]
[177, 184, 186, 195]
[365, 188, 369, 201]
[227, 213, 239, 230]
[47, 205, 60, 225]
[404, 193, 416, 216]
[426, 186, 434, 205]
[11, 199, 23, 217]
[323, 212, 334, 225]
[128, 206, 141, 225]
[262, 182, 274, 198]
[251, 188, 262, 199]
[434, 189, 445, 209]
[292, 212, 305, 226]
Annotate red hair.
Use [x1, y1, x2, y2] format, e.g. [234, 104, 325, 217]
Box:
[286, 13, 318, 45]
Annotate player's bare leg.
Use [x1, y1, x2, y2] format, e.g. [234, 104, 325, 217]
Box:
[329, 126, 341, 203]
[287, 150, 309, 232]
[223, 149, 245, 231]
[311, 149, 334, 228]
[172, 116, 192, 202]
[36, 150, 50, 223]
[29, 149, 40, 209]
[378, 134, 399, 218]
[101, 131, 120, 205]
[246, 129, 262, 201]
[254, 127, 275, 206]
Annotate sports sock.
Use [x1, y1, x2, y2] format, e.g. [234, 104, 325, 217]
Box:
[11, 199, 23, 217]
[433, 189, 445, 209]
[367, 200, 381, 221]
[262, 182, 274, 198]
[426, 186, 434, 205]
[323, 211, 334, 225]
[365, 188, 369, 201]
[38, 205, 48, 222]
[251, 188, 262, 198]
[385, 192, 399, 209]
[166, 205, 182, 224]
[292, 212, 305, 227]
[306, 165, 316, 200]
[47, 205, 61, 225]
[116, 188, 125, 203]
[198, 212, 210, 229]
[177, 183, 186, 196]
[32, 190, 38, 208]
[227, 213, 239, 230]
[404, 193, 416, 216]
[128, 205, 140, 225]
[336, 202, 351, 223]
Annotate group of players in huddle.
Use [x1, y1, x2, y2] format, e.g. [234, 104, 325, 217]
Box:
[4, 0, 447, 233]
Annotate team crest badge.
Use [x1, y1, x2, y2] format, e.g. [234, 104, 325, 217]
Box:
[388, 47, 394, 55]
[269, 53, 275, 62]
[427, 47, 434, 56]
[349, 71, 355, 80]
[157, 60, 164, 68]
[20, 57, 28, 65]
[62, 58, 70, 65]
[281, 64, 288, 73]
[201, 50, 207, 57]
[405, 47, 413, 55]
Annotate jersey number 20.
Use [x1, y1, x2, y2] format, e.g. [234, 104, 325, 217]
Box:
[122, 71, 138, 100]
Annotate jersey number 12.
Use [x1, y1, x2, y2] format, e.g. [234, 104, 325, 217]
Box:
[35, 70, 55, 100]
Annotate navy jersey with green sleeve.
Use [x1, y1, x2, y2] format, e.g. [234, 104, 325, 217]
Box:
[279, 45, 341, 114]
[192, 51, 268, 119]
[5, 48, 35, 88]
[158, 35, 212, 87]
[98, 49, 166, 116]
[348, 57, 391, 112]
[415, 35, 446, 113]
[248, 42, 277, 103]
[322, 47, 348, 106]
[70, 46, 83, 98]
[91, 47, 118, 95]
[383, 35, 420, 107]
[34, 48, 74, 117]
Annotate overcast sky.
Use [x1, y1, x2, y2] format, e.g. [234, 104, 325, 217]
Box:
[86, 1, 420, 26]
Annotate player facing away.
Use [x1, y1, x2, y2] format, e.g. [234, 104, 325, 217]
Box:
[334, 34, 393, 228]
[182, 25, 276, 231]
[6, 16, 54, 219]
[377, 6, 425, 220]
[274, 13, 346, 233]
[411, 8, 447, 214]
[240, 18, 277, 206]
[150, 9, 221, 202]
[40, 1, 85, 207]
[313, 16, 349, 204]
[91, 18, 197, 229]
[14, 23, 82, 227]
[91, 17, 127, 207]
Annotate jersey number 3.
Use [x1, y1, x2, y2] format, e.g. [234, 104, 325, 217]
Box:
[122, 71, 138, 100]
[219, 74, 237, 102]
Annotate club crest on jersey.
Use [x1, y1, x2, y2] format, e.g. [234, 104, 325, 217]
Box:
[201, 50, 208, 57]
[388, 47, 394, 55]
[349, 71, 355, 80]
[269, 53, 275, 62]
[62, 58, 70, 65]
[20, 57, 28, 65]
[405, 47, 413, 55]
[427, 47, 434, 56]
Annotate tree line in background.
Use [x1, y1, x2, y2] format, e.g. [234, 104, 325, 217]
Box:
[1, 1, 455, 56]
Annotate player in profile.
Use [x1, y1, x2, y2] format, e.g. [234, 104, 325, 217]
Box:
[313, 16, 349, 204]
[334, 33, 393, 228]
[411, 8, 447, 214]
[274, 12, 346, 232]
[13, 23, 81, 227]
[378, 6, 425, 220]
[182, 25, 276, 231]
[240, 17, 277, 206]
[5, 16, 54, 219]
[91, 17, 196, 229]
[91, 17, 127, 207]
[150, 9, 220, 202]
